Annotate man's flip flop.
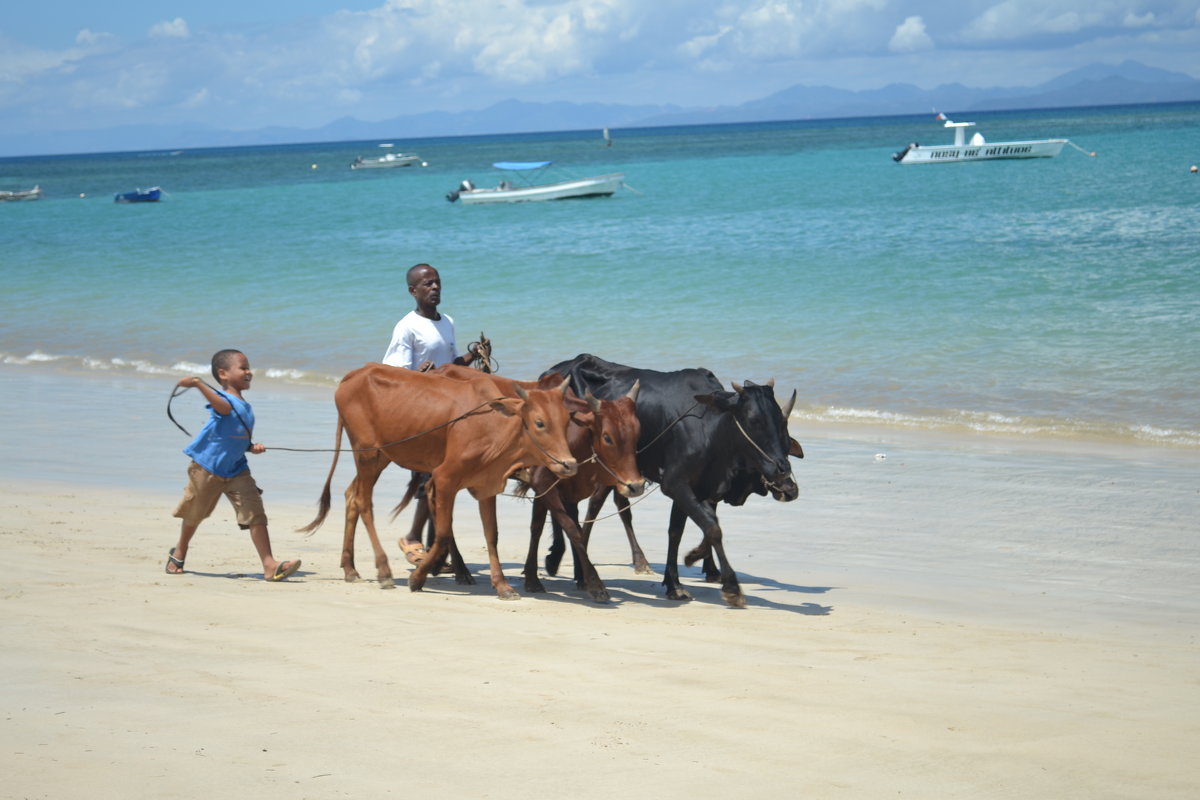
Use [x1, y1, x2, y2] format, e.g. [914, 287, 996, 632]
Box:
[269, 559, 302, 581]
[400, 540, 428, 566]
[165, 547, 185, 575]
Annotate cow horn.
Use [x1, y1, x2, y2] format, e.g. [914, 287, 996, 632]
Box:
[625, 379, 640, 403]
[558, 377, 571, 398]
[766, 377, 775, 388]
[782, 389, 796, 418]
[732, 381, 744, 395]
[584, 388, 602, 413]
[514, 382, 529, 400]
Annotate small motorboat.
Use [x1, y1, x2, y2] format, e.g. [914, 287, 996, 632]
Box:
[0, 185, 43, 202]
[447, 162, 625, 204]
[893, 114, 1068, 164]
[114, 187, 162, 203]
[350, 152, 423, 169]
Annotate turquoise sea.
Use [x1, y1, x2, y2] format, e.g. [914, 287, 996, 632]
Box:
[3, 102, 1199, 447]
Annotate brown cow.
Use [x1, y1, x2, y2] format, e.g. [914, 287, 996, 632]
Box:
[300, 364, 578, 599]
[430, 365, 645, 602]
[517, 380, 644, 598]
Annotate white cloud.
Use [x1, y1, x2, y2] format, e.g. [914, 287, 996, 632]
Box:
[149, 18, 191, 40]
[1123, 12, 1156, 28]
[889, 16, 934, 53]
[75, 29, 114, 47]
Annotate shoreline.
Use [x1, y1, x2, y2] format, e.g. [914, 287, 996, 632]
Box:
[6, 356, 1200, 451]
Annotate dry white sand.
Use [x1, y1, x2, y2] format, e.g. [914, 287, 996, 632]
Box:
[2, 367, 1198, 798]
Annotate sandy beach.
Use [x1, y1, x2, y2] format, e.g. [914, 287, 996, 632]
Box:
[2, 366, 1198, 798]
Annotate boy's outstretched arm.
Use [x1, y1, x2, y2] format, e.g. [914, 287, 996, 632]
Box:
[176, 376, 233, 416]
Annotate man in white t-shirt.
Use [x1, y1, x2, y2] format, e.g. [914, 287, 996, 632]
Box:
[382, 263, 485, 371]
[382, 263, 487, 566]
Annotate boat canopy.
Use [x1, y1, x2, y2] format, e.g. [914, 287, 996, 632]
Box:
[492, 161, 552, 170]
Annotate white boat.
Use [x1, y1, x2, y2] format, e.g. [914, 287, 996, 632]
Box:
[350, 152, 422, 169]
[447, 162, 625, 204]
[893, 116, 1067, 164]
[0, 184, 43, 201]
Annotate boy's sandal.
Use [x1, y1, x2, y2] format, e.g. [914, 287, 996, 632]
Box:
[269, 559, 302, 582]
[165, 547, 185, 575]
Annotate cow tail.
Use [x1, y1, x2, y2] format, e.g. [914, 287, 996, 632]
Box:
[389, 471, 426, 521]
[297, 415, 344, 535]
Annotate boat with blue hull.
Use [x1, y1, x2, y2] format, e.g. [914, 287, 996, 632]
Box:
[114, 187, 162, 203]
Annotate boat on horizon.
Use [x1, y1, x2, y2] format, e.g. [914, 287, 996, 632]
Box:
[446, 162, 625, 204]
[893, 114, 1068, 164]
[113, 187, 162, 203]
[1, 185, 43, 202]
[350, 152, 423, 169]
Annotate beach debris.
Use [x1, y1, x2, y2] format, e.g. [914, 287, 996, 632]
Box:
[874, 453, 887, 461]
[1191, 165, 1198, 174]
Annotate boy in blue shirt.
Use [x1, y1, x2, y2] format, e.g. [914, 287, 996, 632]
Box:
[166, 349, 301, 581]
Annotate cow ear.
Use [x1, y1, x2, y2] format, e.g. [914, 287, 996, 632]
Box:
[489, 398, 520, 417]
[695, 391, 737, 411]
[569, 410, 595, 428]
[788, 436, 804, 459]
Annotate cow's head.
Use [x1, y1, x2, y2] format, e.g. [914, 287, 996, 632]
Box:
[559, 382, 645, 498]
[509, 379, 578, 477]
[588, 382, 645, 498]
[695, 379, 799, 502]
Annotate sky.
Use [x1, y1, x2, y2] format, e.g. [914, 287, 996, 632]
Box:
[4, 1, 1199, 135]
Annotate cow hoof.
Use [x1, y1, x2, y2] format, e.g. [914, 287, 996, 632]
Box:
[722, 590, 747, 609]
[343, 573, 360, 583]
[634, 563, 654, 575]
[524, 577, 547, 593]
[588, 588, 611, 603]
[454, 571, 476, 586]
[497, 589, 521, 601]
[704, 572, 721, 583]
[379, 577, 396, 590]
[666, 588, 693, 602]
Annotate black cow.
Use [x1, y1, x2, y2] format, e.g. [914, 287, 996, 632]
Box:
[543, 354, 799, 608]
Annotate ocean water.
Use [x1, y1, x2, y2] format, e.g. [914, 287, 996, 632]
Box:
[3, 102, 1199, 447]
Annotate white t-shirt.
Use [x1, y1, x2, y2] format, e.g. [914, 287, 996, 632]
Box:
[381, 311, 457, 369]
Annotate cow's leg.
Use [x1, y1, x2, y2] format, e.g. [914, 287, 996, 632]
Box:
[340, 475, 362, 581]
[478, 495, 519, 600]
[558, 484, 610, 575]
[345, 455, 395, 588]
[684, 536, 720, 582]
[410, 478, 455, 592]
[662, 501, 692, 602]
[612, 492, 652, 575]
[523, 500, 549, 593]
[673, 495, 743, 608]
[445, 536, 474, 585]
[549, 498, 608, 602]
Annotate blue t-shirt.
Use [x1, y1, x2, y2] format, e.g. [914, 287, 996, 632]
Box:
[183, 391, 255, 478]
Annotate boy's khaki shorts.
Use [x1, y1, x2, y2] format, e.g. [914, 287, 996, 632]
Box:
[173, 461, 268, 529]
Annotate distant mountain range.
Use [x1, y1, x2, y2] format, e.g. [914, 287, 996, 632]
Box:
[4, 60, 1198, 157]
